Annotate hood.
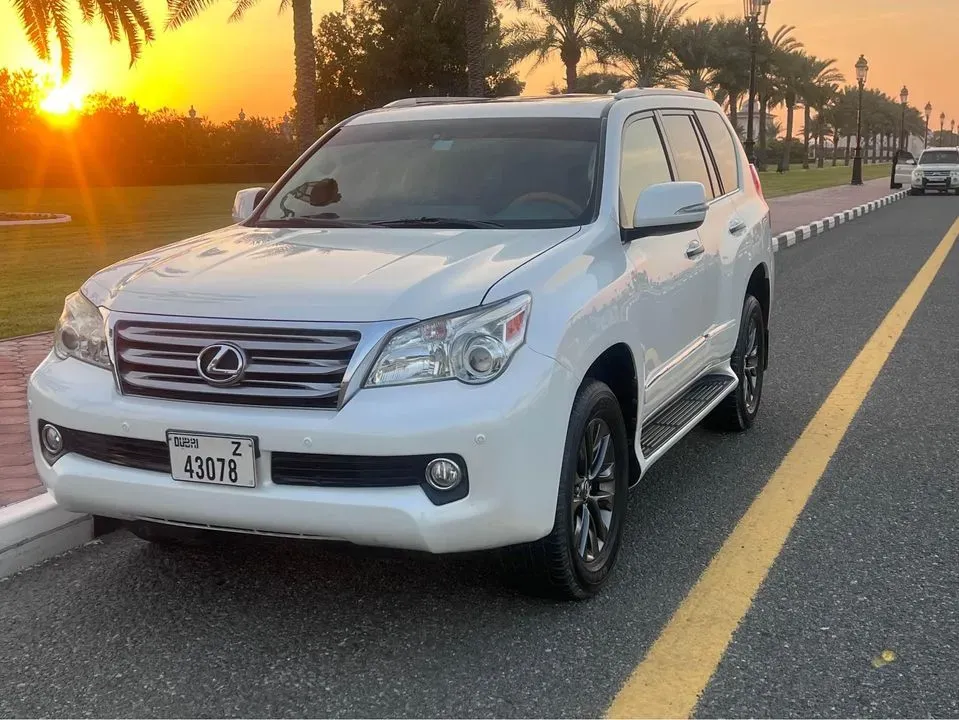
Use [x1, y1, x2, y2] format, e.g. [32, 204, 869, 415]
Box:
[918, 163, 959, 171]
[82, 224, 579, 323]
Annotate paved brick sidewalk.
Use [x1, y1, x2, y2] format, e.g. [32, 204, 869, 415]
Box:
[0, 177, 907, 510]
[0, 334, 52, 507]
[768, 177, 894, 235]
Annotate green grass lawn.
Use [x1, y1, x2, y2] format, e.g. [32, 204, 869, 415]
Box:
[759, 163, 892, 198]
[0, 184, 249, 339]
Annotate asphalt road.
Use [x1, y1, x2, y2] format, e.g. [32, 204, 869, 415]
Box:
[2, 196, 958, 718]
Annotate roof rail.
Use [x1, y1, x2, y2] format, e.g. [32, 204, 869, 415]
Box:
[614, 87, 709, 100]
[382, 97, 490, 108]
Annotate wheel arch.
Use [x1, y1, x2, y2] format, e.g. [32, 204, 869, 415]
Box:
[746, 262, 771, 369]
[581, 342, 642, 484]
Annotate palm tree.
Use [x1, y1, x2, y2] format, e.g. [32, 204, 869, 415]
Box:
[670, 18, 717, 93]
[166, 0, 316, 151]
[12, 0, 155, 77]
[773, 48, 811, 171]
[593, 0, 693, 88]
[508, 0, 608, 93]
[707, 18, 749, 130]
[799, 55, 843, 169]
[754, 25, 801, 155]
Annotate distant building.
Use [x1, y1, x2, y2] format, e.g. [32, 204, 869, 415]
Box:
[734, 99, 776, 142]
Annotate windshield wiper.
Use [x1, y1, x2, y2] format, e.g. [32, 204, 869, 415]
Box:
[370, 217, 504, 229]
[254, 216, 372, 228]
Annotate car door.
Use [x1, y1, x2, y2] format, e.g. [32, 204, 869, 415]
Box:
[619, 113, 711, 414]
[656, 112, 726, 373]
[693, 109, 750, 360]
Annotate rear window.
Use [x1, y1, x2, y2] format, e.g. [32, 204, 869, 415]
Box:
[919, 150, 959, 164]
[696, 111, 740, 194]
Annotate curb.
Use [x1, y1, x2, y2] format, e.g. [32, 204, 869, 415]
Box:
[0, 493, 93, 579]
[772, 189, 909, 253]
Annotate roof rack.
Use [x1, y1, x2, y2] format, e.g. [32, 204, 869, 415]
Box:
[614, 87, 709, 100]
[382, 97, 490, 108]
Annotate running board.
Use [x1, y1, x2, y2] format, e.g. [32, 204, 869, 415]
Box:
[640, 374, 737, 457]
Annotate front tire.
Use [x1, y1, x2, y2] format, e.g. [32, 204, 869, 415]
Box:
[501, 379, 629, 600]
[708, 294, 766, 432]
[909, 188, 924, 196]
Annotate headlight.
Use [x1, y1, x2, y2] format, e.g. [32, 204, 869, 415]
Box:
[912, 168, 923, 179]
[365, 294, 531, 387]
[54, 292, 112, 369]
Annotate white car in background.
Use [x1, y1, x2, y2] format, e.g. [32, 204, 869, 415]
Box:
[909, 147, 959, 195]
[29, 90, 774, 599]
[892, 150, 916, 189]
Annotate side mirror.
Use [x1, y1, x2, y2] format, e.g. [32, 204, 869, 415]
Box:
[903, 158, 916, 166]
[625, 181, 709, 241]
[232, 187, 268, 223]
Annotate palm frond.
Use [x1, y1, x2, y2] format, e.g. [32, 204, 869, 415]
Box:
[165, 0, 223, 31]
[11, 0, 52, 63]
[229, 0, 261, 22]
[47, 0, 73, 76]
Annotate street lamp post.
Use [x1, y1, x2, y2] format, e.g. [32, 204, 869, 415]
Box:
[939, 112, 946, 146]
[851, 54, 868, 186]
[898, 86, 908, 152]
[742, 0, 771, 165]
[924, 102, 932, 148]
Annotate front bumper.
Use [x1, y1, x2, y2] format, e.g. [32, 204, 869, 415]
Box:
[912, 176, 958, 190]
[28, 347, 575, 553]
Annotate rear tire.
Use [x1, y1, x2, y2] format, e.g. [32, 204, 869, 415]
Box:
[707, 294, 766, 432]
[127, 520, 212, 547]
[500, 379, 629, 600]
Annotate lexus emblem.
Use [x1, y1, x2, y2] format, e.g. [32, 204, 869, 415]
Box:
[196, 343, 247, 386]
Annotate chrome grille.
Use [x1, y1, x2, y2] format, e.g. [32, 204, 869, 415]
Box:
[114, 320, 361, 409]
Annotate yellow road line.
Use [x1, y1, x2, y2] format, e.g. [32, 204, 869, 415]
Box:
[607, 216, 959, 719]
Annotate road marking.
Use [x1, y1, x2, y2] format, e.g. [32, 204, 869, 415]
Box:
[607, 216, 959, 719]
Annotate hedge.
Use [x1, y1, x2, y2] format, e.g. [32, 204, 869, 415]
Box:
[0, 164, 290, 189]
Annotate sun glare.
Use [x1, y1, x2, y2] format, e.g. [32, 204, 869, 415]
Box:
[35, 67, 87, 126]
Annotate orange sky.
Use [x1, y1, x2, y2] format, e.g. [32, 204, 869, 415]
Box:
[2, 0, 958, 126]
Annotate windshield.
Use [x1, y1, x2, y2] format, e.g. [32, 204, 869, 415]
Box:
[919, 150, 959, 165]
[254, 117, 602, 229]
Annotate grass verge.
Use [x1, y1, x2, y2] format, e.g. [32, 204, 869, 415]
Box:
[759, 163, 892, 198]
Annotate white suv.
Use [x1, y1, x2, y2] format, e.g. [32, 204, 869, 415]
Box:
[29, 90, 774, 598]
[909, 147, 959, 195]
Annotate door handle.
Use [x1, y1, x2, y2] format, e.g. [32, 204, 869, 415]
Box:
[685, 239, 705, 258]
[728, 217, 747, 234]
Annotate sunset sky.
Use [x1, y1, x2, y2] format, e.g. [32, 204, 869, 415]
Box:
[2, 0, 958, 125]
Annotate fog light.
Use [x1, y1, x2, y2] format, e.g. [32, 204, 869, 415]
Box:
[41, 423, 63, 454]
[425, 458, 462, 491]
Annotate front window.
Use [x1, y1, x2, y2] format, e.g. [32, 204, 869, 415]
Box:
[253, 117, 602, 229]
[919, 149, 959, 165]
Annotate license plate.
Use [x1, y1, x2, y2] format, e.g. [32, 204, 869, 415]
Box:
[167, 431, 257, 487]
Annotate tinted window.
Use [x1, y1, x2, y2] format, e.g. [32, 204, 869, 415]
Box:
[661, 114, 716, 198]
[619, 117, 673, 227]
[697, 111, 740, 194]
[256, 118, 602, 229]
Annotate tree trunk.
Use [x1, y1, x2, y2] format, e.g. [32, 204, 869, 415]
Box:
[845, 138, 851, 165]
[758, 96, 769, 150]
[565, 62, 577, 93]
[292, 0, 316, 152]
[465, 0, 487, 97]
[802, 104, 811, 169]
[817, 127, 825, 168]
[727, 91, 740, 131]
[832, 130, 839, 166]
[781, 99, 795, 171]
